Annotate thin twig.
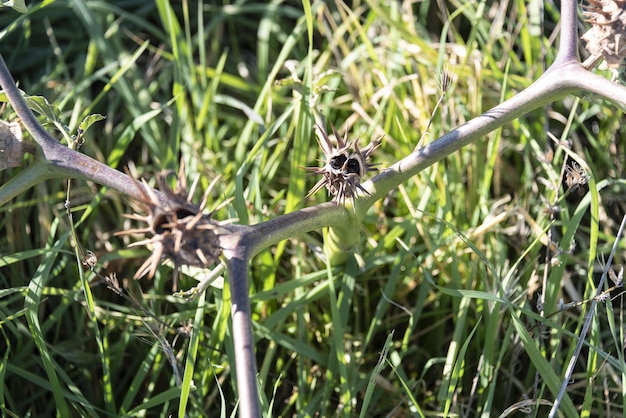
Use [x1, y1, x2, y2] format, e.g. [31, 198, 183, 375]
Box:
[548, 215, 626, 417]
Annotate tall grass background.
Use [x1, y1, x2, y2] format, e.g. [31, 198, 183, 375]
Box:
[1, 0, 625, 417]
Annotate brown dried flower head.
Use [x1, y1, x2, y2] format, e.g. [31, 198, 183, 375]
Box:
[304, 123, 381, 205]
[582, 0, 626, 69]
[119, 165, 231, 290]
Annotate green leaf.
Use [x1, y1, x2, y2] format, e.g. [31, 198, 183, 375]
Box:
[1, 0, 27, 13]
[24, 96, 62, 125]
[360, 330, 395, 418]
[0, 92, 61, 125]
[77, 114, 105, 134]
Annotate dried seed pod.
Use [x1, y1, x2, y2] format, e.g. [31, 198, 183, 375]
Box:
[564, 161, 590, 192]
[118, 164, 232, 290]
[581, 0, 626, 69]
[304, 123, 381, 205]
[0, 120, 34, 170]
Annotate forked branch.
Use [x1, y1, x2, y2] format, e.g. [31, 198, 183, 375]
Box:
[1, 0, 626, 417]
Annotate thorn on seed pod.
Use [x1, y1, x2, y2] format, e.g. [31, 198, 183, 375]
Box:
[304, 122, 381, 205]
[117, 163, 234, 291]
[0, 120, 35, 171]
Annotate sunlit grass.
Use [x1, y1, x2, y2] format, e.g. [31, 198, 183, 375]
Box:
[1, 0, 625, 417]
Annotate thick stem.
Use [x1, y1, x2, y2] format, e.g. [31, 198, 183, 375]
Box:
[0, 54, 156, 204]
[245, 202, 347, 258]
[223, 252, 260, 418]
[220, 203, 348, 418]
[553, 0, 579, 66]
[0, 55, 58, 151]
[357, 61, 626, 215]
[0, 157, 57, 205]
[324, 0, 626, 262]
[359, 66, 574, 209]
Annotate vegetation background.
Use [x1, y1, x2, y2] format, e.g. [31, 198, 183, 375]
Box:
[1, 0, 625, 417]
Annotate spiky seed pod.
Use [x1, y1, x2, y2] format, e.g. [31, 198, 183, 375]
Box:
[118, 165, 232, 290]
[0, 120, 35, 171]
[581, 0, 626, 69]
[304, 123, 381, 205]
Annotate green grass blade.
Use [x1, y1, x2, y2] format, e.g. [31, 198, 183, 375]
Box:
[23, 221, 71, 417]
